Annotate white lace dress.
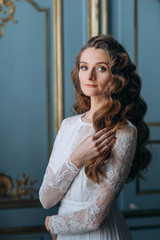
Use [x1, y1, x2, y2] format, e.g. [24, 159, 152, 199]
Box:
[39, 114, 137, 240]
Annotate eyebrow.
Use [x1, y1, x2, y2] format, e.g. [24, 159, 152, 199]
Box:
[80, 61, 109, 65]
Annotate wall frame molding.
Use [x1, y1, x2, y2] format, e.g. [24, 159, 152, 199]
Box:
[88, 0, 108, 39]
[0, 0, 50, 209]
[123, 208, 160, 218]
[134, 0, 138, 70]
[0, 225, 46, 236]
[53, 0, 63, 135]
[134, 0, 160, 197]
[136, 178, 160, 195]
[134, 0, 160, 132]
[25, 0, 51, 158]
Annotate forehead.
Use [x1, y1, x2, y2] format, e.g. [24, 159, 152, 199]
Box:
[80, 47, 110, 63]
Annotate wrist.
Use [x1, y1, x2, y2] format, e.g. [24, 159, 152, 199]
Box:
[70, 152, 82, 169]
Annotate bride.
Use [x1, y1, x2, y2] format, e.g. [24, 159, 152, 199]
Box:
[39, 35, 151, 240]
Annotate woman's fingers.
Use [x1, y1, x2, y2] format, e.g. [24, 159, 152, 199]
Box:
[71, 128, 117, 165]
[90, 128, 117, 156]
[93, 129, 116, 150]
[96, 132, 116, 146]
[93, 128, 107, 139]
[100, 137, 116, 154]
[45, 216, 50, 231]
[94, 128, 116, 140]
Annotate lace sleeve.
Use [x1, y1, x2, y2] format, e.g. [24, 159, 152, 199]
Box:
[39, 121, 80, 209]
[48, 125, 137, 234]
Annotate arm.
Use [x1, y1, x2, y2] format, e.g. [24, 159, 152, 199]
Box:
[47, 125, 137, 234]
[39, 120, 80, 209]
[40, 122, 116, 209]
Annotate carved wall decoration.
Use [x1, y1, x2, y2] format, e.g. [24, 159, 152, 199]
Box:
[0, 173, 38, 200]
[0, 173, 12, 198]
[0, 0, 18, 38]
[12, 174, 38, 199]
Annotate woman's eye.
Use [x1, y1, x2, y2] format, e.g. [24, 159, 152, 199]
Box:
[80, 66, 88, 70]
[98, 66, 106, 72]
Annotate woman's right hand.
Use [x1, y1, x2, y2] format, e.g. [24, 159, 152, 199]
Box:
[70, 128, 116, 168]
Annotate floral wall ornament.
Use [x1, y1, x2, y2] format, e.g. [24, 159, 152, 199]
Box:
[0, 0, 18, 38]
[0, 173, 38, 200]
[12, 174, 38, 199]
[0, 173, 12, 198]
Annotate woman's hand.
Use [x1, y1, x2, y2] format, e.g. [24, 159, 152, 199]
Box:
[45, 216, 57, 240]
[45, 216, 50, 231]
[51, 234, 57, 240]
[70, 128, 116, 168]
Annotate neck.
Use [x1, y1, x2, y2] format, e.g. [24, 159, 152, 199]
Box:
[89, 96, 107, 115]
[85, 96, 107, 122]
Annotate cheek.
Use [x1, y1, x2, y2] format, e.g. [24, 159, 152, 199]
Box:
[100, 76, 111, 88]
[78, 71, 85, 85]
[78, 72, 85, 92]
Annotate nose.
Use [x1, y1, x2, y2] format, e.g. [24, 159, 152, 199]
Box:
[88, 68, 96, 81]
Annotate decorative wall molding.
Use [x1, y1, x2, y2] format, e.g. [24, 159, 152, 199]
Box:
[102, 0, 108, 35]
[88, 0, 108, 39]
[0, 225, 46, 236]
[0, 0, 50, 208]
[147, 122, 160, 127]
[0, 199, 41, 209]
[25, 0, 51, 157]
[88, 0, 99, 38]
[0, 0, 51, 155]
[130, 224, 160, 231]
[0, 0, 17, 37]
[123, 209, 160, 231]
[136, 178, 160, 195]
[53, 0, 63, 135]
[123, 208, 160, 218]
[134, 0, 160, 143]
[134, 0, 138, 69]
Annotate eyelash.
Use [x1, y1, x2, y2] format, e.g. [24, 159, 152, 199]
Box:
[80, 66, 107, 72]
[80, 66, 88, 70]
[98, 66, 106, 72]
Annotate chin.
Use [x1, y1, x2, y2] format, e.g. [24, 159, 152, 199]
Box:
[81, 88, 98, 97]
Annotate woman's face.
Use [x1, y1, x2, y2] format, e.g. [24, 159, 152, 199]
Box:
[78, 47, 112, 98]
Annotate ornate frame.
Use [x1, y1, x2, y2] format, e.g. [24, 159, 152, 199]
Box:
[0, 0, 50, 209]
[134, 0, 160, 195]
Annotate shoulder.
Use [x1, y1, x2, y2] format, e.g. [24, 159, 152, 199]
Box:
[113, 121, 137, 159]
[116, 120, 137, 139]
[55, 114, 82, 141]
[60, 114, 82, 128]
[115, 121, 137, 149]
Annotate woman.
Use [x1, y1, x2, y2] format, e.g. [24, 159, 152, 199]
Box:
[39, 35, 151, 240]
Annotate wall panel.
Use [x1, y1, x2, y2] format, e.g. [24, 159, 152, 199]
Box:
[108, 0, 160, 238]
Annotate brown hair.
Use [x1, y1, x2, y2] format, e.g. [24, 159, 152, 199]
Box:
[71, 35, 151, 184]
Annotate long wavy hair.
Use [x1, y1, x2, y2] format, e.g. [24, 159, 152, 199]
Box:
[71, 35, 152, 184]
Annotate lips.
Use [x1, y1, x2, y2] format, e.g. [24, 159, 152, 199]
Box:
[85, 84, 97, 88]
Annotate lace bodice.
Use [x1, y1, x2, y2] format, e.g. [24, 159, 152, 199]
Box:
[39, 114, 137, 235]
